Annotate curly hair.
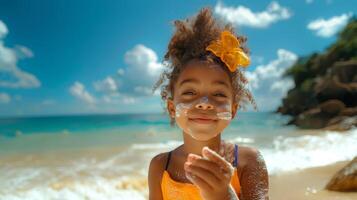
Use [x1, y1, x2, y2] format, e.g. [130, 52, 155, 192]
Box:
[152, 7, 257, 127]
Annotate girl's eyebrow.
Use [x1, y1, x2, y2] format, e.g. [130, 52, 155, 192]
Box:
[179, 78, 200, 86]
[179, 78, 229, 88]
[212, 80, 230, 88]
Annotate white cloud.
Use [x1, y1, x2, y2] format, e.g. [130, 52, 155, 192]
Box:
[72, 44, 165, 109]
[124, 44, 164, 81]
[0, 20, 40, 89]
[0, 21, 8, 39]
[245, 49, 298, 111]
[14, 45, 34, 58]
[117, 68, 125, 76]
[91, 44, 163, 105]
[0, 92, 10, 103]
[93, 76, 118, 94]
[119, 44, 164, 98]
[251, 55, 265, 65]
[69, 81, 96, 104]
[214, 1, 292, 28]
[70, 44, 165, 110]
[307, 13, 352, 38]
[122, 96, 136, 104]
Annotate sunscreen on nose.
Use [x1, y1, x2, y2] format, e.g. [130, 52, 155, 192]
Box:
[200, 96, 209, 103]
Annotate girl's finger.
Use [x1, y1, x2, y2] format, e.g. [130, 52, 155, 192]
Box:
[187, 155, 230, 182]
[219, 140, 226, 157]
[185, 171, 213, 192]
[184, 162, 221, 187]
[202, 146, 233, 174]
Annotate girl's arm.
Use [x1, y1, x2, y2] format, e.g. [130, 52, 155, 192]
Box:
[239, 147, 269, 200]
[148, 153, 166, 200]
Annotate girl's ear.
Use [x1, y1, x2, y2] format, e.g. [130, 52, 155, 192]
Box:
[167, 98, 176, 118]
[231, 102, 239, 119]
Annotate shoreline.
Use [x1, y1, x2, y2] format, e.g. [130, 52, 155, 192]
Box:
[269, 160, 357, 200]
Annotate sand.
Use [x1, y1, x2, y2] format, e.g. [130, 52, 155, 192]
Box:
[269, 161, 357, 200]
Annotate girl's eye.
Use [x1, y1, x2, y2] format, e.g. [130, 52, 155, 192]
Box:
[214, 93, 227, 97]
[182, 91, 195, 95]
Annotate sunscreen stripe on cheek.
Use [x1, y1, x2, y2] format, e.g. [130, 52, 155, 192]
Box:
[175, 103, 192, 117]
[216, 103, 232, 121]
[217, 112, 232, 120]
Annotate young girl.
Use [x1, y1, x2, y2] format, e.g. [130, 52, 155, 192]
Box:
[149, 7, 269, 200]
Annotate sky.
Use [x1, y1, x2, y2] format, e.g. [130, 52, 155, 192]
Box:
[0, 0, 356, 117]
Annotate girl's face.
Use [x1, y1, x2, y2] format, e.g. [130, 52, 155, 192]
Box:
[167, 61, 238, 141]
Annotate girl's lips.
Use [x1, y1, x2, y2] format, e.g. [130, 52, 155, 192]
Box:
[189, 118, 218, 124]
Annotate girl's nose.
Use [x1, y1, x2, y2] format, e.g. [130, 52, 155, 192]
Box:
[195, 102, 214, 110]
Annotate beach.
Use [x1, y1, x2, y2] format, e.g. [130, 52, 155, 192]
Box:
[270, 160, 357, 200]
[0, 112, 356, 199]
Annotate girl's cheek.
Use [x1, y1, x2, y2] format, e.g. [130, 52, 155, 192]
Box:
[216, 103, 233, 121]
[175, 102, 193, 118]
[174, 102, 193, 132]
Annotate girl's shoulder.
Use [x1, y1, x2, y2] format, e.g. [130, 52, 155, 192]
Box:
[148, 151, 171, 199]
[149, 145, 183, 174]
[237, 145, 268, 184]
[234, 144, 269, 199]
[149, 151, 170, 176]
[236, 145, 264, 168]
[222, 141, 264, 168]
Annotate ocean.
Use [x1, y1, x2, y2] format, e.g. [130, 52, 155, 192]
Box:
[0, 112, 356, 199]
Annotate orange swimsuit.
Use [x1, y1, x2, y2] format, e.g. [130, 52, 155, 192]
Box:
[161, 144, 241, 200]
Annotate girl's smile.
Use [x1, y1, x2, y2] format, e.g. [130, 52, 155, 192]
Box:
[189, 115, 218, 124]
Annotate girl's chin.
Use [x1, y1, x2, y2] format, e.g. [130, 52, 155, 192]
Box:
[185, 130, 220, 140]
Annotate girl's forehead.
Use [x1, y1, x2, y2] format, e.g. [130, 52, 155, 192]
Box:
[177, 62, 231, 86]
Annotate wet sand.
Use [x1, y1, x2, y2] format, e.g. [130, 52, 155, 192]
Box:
[269, 160, 357, 200]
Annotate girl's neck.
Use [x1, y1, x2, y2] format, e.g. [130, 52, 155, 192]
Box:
[182, 132, 221, 157]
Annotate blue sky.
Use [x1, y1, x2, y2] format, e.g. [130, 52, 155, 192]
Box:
[0, 0, 355, 117]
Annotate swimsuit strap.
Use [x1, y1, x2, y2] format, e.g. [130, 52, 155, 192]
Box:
[165, 151, 172, 170]
[234, 144, 239, 167]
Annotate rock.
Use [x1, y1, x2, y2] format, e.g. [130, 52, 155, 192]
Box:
[330, 60, 357, 83]
[326, 116, 349, 126]
[340, 107, 357, 116]
[293, 107, 331, 129]
[323, 116, 357, 131]
[319, 99, 345, 116]
[277, 20, 357, 131]
[326, 157, 357, 192]
[314, 77, 357, 107]
[278, 88, 318, 116]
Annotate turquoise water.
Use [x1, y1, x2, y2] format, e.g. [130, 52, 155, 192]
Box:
[0, 113, 170, 137]
[0, 111, 297, 152]
[0, 111, 295, 137]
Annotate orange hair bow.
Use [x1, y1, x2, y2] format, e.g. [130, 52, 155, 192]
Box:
[206, 30, 250, 72]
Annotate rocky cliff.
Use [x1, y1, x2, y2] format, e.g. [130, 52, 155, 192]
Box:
[276, 18, 357, 131]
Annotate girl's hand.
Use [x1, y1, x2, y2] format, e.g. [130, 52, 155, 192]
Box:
[184, 146, 239, 200]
